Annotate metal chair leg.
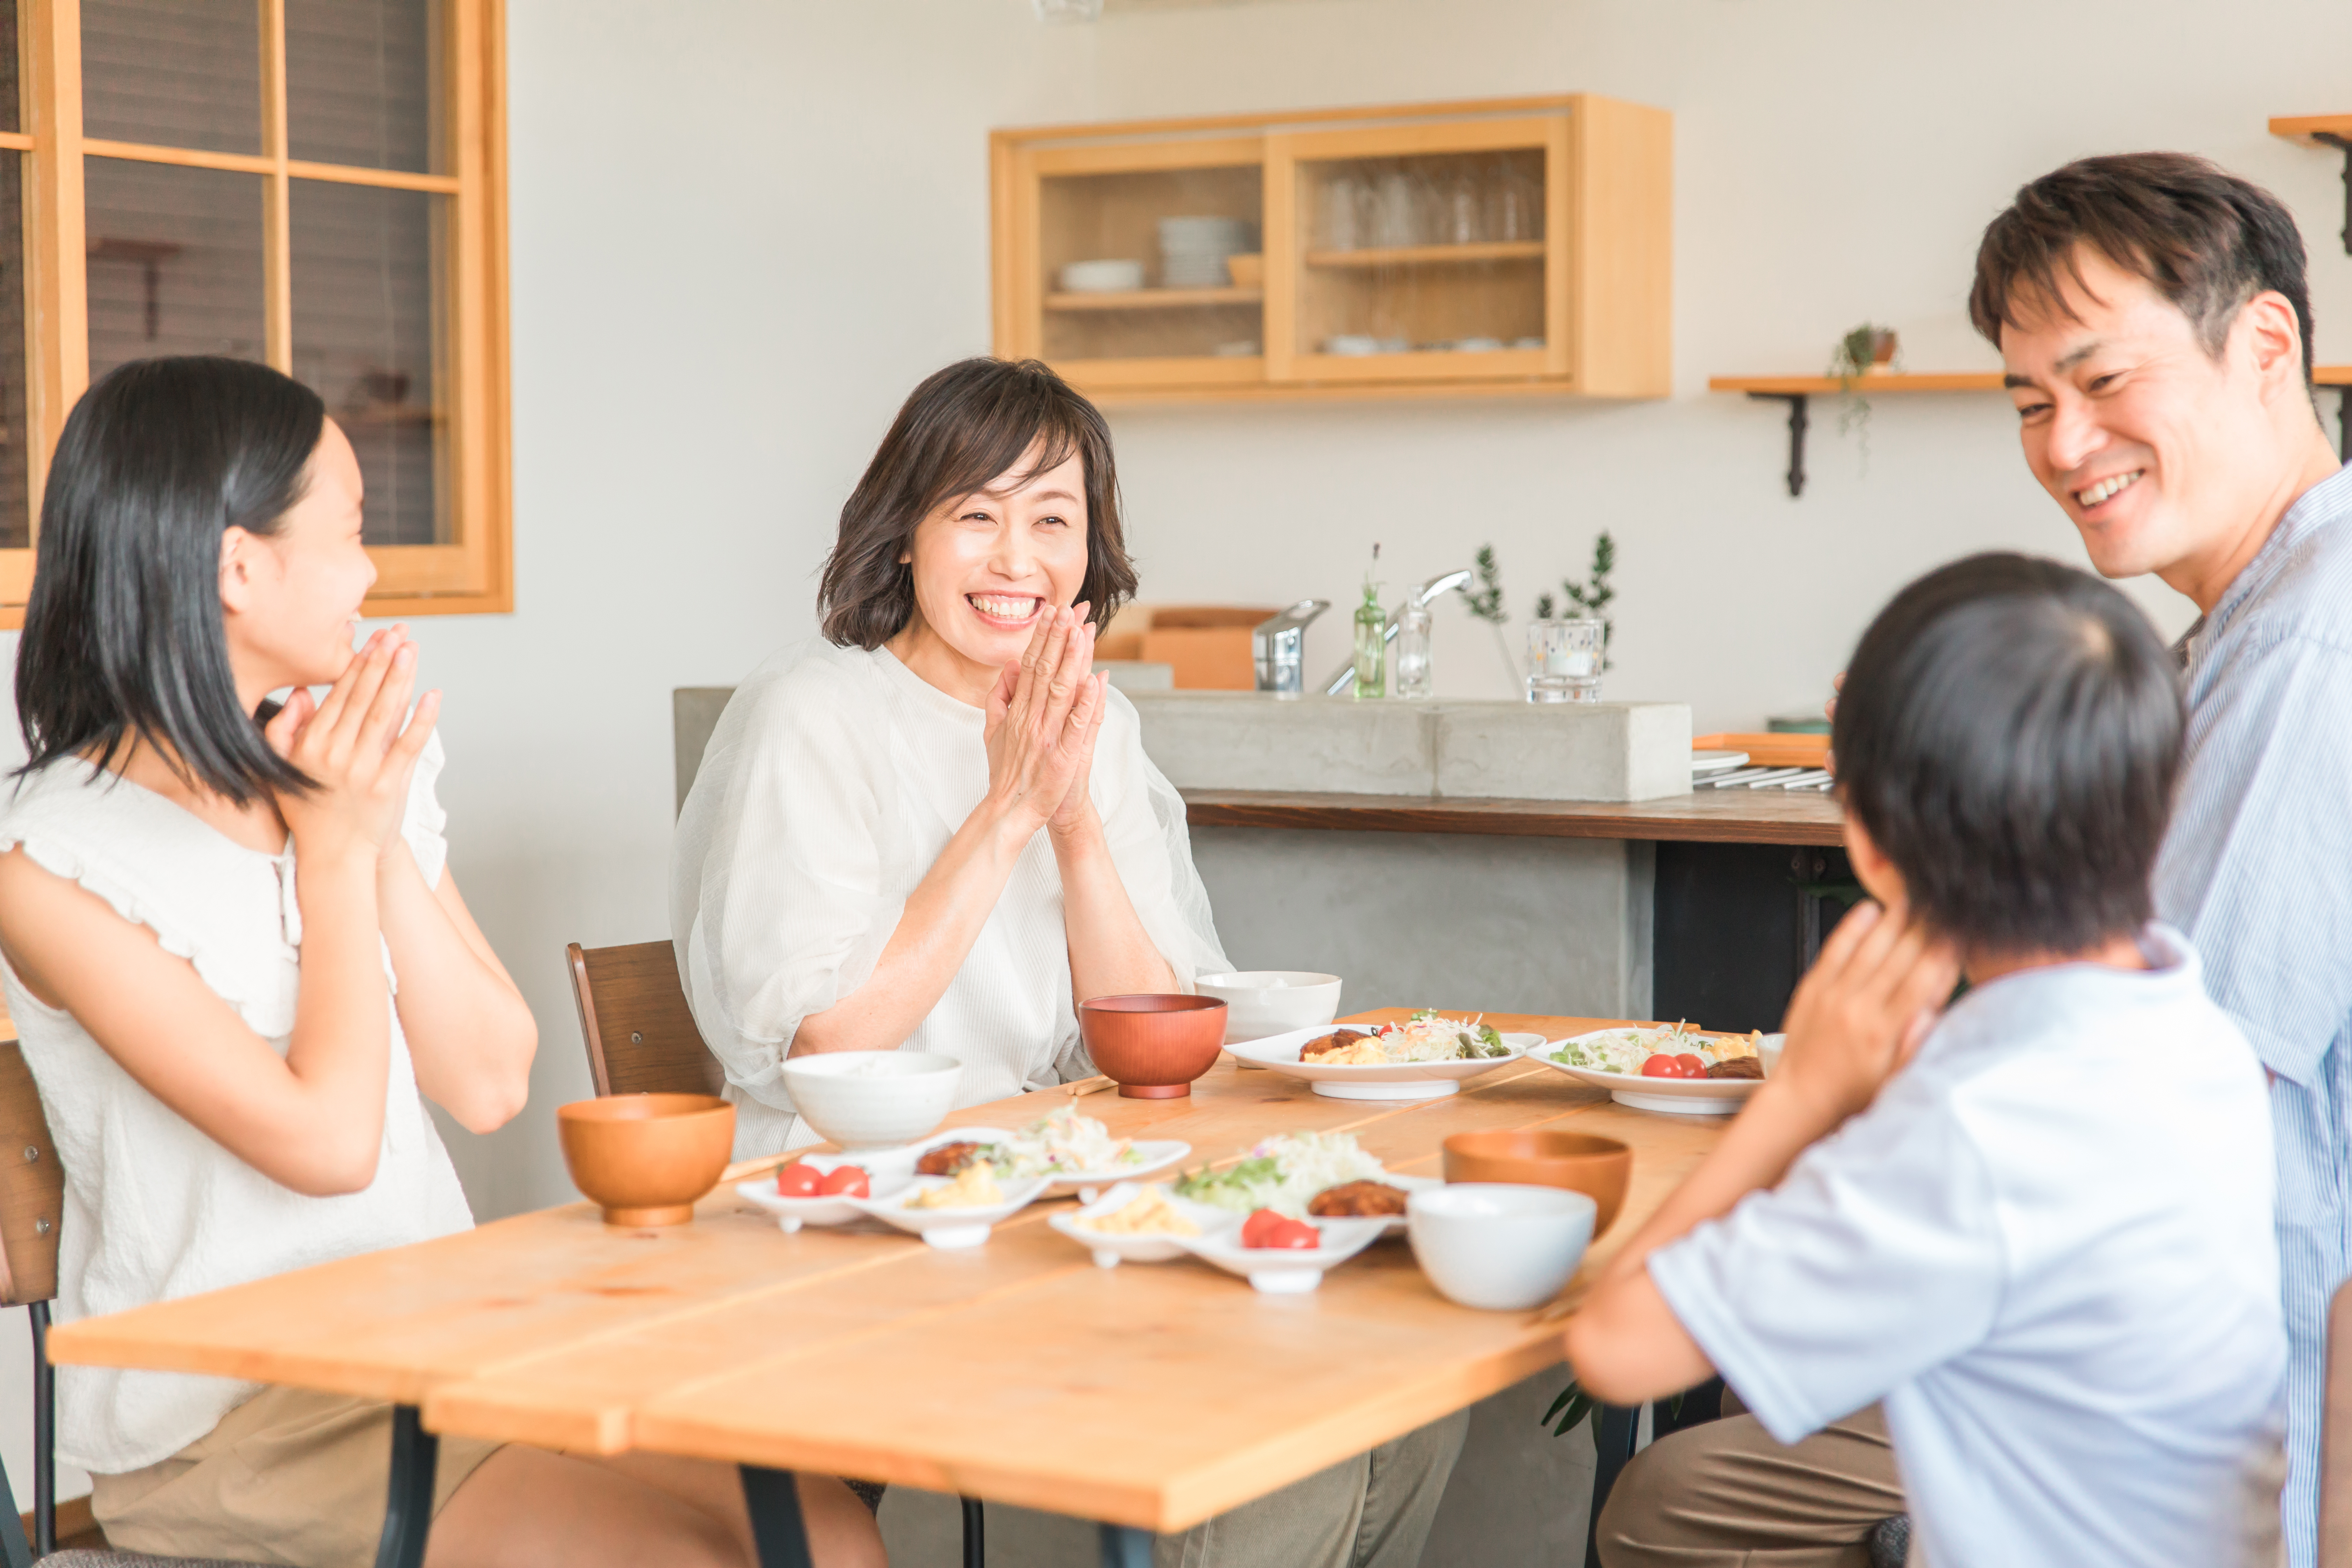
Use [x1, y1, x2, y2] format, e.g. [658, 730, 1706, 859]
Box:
[740, 1466, 815, 1568]
[1582, 1401, 1645, 1568]
[960, 1495, 985, 1568]
[30, 1302, 54, 1558]
[1100, 1523, 1151, 1568]
[372, 1405, 440, 1568]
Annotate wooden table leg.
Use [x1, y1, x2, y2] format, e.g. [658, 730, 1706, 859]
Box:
[373, 1405, 439, 1568]
[741, 1466, 816, 1568]
[1100, 1522, 1152, 1568]
[1582, 1401, 1645, 1568]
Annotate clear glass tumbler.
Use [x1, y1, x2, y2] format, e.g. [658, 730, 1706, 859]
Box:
[1392, 604, 1433, 699]
[1525, 618, 1604, 703]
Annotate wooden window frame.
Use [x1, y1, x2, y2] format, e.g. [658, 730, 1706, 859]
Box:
[0, 0, 511, 627]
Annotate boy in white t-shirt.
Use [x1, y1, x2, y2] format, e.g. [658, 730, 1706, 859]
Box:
[1565, 553, 2287, 1568]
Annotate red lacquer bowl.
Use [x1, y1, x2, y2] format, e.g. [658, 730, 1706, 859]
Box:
[1079, 994, 1229, 1099]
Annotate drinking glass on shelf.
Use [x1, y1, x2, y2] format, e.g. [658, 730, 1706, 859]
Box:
[1392, 603, 1433, 699]
[1376, 169, 1419, 248]
[1525, 618, 1604, 703]
[1445, 171, 1480, 245]
[1485, 156, 1528, 243]
[1324, 175, 1363, 251]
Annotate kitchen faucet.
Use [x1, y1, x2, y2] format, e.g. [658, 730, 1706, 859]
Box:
[1320, 568, 1475, 696]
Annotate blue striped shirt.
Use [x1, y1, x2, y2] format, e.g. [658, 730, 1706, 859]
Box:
[2155, 458, 2352, 1568]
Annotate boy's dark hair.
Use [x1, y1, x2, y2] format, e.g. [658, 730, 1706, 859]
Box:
[1832, 553, 2183, 955]
[1969, 153, 2313, 384]
[16, 355, 328, 806]
[818, 357, 1136, 649]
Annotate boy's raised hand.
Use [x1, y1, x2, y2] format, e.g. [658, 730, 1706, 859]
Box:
[1774, 897, 1960, 1128]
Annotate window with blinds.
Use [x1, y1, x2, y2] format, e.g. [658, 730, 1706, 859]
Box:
[0, 0, 509, 619]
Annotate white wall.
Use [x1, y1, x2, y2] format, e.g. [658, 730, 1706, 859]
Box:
[10, 0, 2352, 1512]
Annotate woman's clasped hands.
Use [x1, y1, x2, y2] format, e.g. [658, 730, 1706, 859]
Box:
[982, 602, 1107, 840]
[262, 626, 442, 866]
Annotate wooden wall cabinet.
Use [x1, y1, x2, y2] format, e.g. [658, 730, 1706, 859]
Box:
[991, 94, 1670, 406]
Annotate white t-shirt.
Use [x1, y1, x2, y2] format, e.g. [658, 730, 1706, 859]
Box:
[669, 639, 1230, 1157]
[1649, 925, 2285, 1568]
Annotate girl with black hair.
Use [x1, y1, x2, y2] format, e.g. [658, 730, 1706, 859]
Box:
[0, 358, 882, 1568]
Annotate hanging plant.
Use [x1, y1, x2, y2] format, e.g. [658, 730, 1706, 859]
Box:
[1827, 324, 1899, 476]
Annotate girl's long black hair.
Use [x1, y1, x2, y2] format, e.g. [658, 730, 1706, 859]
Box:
[16, 355, 329, 805]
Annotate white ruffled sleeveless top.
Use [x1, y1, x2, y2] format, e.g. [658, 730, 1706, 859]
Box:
[0, 737, 475, 1475]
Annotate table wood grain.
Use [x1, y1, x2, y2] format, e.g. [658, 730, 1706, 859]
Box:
[49, 1009, 1725, 1532]
[1181, 789, 1844, 846]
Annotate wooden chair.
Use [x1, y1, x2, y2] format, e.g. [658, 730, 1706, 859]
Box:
[0, 1039, 262, 1568]
[562, 941, 987, 1568]
[2325, 1279, 2352, 1566]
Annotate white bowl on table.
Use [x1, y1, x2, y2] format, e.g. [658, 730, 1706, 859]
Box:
[777, 1051, 961, 1150]
[848, 1171, 1050, 1250]
[1176, 1212, 1387, 1295]
[1408, 1183, 1595, 1310]
[1194, 972, 1342, 1045]
[734, 1150, 913, 1234]
[1049, 1182, 1230, 1268]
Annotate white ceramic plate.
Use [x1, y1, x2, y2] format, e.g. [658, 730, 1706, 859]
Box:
[1175, 1171, 1440, 1237]
[1176, 1212, 1387, 1294]
[1224, 1024, 1536, 1100]
[1690, 749, 1751, 775]
[1045, 1139, 1193, 1202]
[1049, 1182, 1232, 1268]
[847, 1171, 1050, 1250]
[1526, 1030, 1781, 1116]
[734, 1150, 913, 1233]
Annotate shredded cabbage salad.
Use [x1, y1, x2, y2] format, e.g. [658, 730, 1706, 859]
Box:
[1172, 1130, 1388, 1217]
[987, 1105, 1141, 1178]
[1548, 1026, 1752, 1076]
[1367, 1009, 1511, 1063]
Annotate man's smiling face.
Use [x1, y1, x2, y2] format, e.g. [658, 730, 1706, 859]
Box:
[2001, 244, 2275, 583]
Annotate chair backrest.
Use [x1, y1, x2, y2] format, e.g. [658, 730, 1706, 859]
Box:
[2325, 1279, 2352, 1564]
[0, 1038, 63, 1308]
[565, 941, 727, 1099]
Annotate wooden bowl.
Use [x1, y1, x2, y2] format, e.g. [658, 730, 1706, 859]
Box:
[1079, 995, 1229, 1098]
[557, 1093, 735, 1226]
[1441, 1130, 1631, 1238]
[1224, 251, 1264, 289]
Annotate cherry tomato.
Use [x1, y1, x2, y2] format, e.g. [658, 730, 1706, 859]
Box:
[1259, 1218, 1320, 1250]
[1674, 1054, 1707, 1078]
[1640, 1053, 1682, 1078]
[1241, 1209, 1287, 1247]
[819, 1165, 870, 1198]
[775, 1161, 822, 1197]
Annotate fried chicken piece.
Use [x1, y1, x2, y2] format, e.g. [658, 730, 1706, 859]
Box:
[915, 1140, 987, 1176]
[1300, 1029, 1373, 1063]
[1308, 1180, 1410, 1218]
[1705, 1056, 1763, 1080]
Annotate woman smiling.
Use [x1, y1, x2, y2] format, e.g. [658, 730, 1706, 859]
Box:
[670, 356, 1227, 1155]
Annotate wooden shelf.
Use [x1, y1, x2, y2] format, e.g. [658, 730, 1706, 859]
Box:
[1304, 241, 1546, 268]
[1708, 371, 2001, 395]
[2271, 115, 2352, 145]
[2317, 365, 2352, 386]
[1044, 286, 1263, 312]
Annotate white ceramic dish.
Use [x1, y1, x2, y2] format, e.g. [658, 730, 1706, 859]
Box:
[1194, 972, 1343, 1045]
[1690, 749, 1751, 775]
[1059, 259, 1146, 293]
[1224, 1024, 1536, 1101]
[889, 1126, 1189, 1202]
[848, 1170, 1050, 1250]
[1176, 1212, 1387, 1294]
[1049, 1182, 1231, 1268]
[1408, 1183, 1595, 1310]
[1526, 1030, 1781, 1116]
[734, 1150, 914, 1233]
[778, 1051, 961, 1149]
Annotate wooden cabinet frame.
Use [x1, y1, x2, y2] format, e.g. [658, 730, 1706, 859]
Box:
[0, 0, 511, 626]
[991, 92, 1670, 407]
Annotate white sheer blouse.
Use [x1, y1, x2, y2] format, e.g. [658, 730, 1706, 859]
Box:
[670, 640, 1229, 1157]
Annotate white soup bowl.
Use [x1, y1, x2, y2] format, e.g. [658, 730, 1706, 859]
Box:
[777, 1051, 961, 1150]
[1407, 1182, 1595, 1311]
[1194, 971, 1342, 1044]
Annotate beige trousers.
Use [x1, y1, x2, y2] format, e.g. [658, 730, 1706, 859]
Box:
[1155, 1410, 1471, 1568]
[1594, 1389, 1904, 1568]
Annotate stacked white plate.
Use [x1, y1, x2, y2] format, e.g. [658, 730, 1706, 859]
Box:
[1159, 215, 1254, 288]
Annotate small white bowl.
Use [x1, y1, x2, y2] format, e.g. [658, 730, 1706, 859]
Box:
[777, 1051, 961, 1150]
[849, 1171, 1050, 1250]
[1049, 1182, 1228, 1269]
[1176, 1213, 1386, 1294]
[1059, 258, 1145, 293]
[1407, 1183, 1595, 1310]
[734, 1152, 913, 1233]
[1194, 972, 1342, 1045]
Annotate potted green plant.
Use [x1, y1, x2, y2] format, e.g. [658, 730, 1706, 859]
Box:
[1828, 323, 1900, 472]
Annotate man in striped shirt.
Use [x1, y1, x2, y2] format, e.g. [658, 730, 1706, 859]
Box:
[1598, 152, 2346, 1566]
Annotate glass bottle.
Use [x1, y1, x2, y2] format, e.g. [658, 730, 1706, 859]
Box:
[1392, 602, 1433, 699]
[1352, 580, 1387, 699]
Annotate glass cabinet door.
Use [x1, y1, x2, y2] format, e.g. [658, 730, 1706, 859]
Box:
[1270, 118, 1564, 385]
[1017, 139, 1266, 389]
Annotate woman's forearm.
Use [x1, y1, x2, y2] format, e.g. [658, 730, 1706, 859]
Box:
[792, 800, 1037, 1056]
[380, 850, 537, 1133]
[1052, 812, 1177, 1003]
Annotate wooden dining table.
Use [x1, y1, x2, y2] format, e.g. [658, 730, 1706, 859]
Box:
[47, 1009, 1729, 1568]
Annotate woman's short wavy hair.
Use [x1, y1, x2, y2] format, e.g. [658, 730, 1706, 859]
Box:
[818, 358, 1137, 649]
